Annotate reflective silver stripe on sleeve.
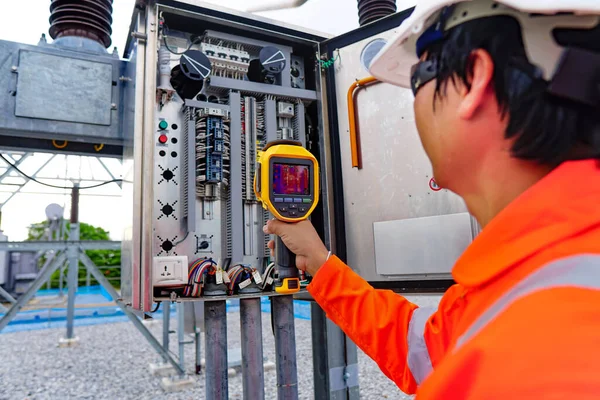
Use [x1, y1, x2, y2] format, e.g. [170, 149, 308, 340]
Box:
[454, 254, 600, 352]
[407, 306, 436, 384]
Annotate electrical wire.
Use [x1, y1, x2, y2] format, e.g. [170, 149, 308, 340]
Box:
[226, 264, 255, 295]
[151, 302, 161, 313]
[163, 34, 202, 55]
[319, 50, 340, 69]
[185, 258, 217, 297]
[0, 154, 122, 189]
[52, 140, 68, 149]
[261, 262, 276, 289]
[173, 231, 190, 246]
[160, 20, 203, 55]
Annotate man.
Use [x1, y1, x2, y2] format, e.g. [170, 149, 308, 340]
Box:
[264, 0, 600, 398]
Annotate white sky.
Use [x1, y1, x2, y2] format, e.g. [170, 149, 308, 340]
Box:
[0, 0, 413, 241]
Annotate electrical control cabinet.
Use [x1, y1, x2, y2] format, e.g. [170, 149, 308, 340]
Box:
[122, 1, 477, 313]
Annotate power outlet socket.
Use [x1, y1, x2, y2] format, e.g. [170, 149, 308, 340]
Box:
[153, 256, 188, 287]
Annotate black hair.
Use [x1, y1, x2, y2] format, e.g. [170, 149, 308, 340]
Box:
[424, 15, 600, 166]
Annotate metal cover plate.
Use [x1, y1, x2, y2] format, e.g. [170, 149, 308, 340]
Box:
[331, 28, 469, 282]
[15, 50, 112, 126]
[374, 212, 473, 277]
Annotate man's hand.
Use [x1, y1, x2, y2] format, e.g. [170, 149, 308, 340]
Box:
[263, 219, 329, 277]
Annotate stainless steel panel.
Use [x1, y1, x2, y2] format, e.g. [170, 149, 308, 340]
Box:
[16, 51, 113, 125]
[374, 213, 473, 278]
[152, 99, 189, 259]
[0, 40, 123, 144]
[141, 4, 160, 312]
[331, 30, 469, 282]
[121, 9, 145, 308]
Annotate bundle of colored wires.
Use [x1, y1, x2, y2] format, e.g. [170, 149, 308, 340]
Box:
[185, 258, 217, 297]
[227, 264, 254, 295]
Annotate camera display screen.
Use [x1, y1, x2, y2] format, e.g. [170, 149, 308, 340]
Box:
[272, 163, 310, 195]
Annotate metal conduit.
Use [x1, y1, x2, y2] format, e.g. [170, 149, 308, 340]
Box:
[205, 301, 229, 399]
[241, 298, 265, 399]
[273, 296, 299, 399]
[201, 295, 298, 399]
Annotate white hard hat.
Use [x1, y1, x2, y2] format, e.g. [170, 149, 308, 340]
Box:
[368, 0, 600, 89]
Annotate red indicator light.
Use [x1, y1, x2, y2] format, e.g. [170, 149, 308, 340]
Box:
[158, 134, 168, 144]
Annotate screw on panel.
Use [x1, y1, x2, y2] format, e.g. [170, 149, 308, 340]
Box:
[111, 103, 117, 110]
[11, 66, 17, 72]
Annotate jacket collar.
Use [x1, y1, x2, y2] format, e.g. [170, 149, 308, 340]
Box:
[452, 159, 600, 287]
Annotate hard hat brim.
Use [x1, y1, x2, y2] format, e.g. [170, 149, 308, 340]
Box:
[368, 0, 600, 88]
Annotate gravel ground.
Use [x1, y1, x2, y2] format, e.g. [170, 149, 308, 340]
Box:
[0, 295, 439, 400]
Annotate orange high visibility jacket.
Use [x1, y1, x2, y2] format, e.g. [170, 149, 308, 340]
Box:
[307, 159, 600, 398]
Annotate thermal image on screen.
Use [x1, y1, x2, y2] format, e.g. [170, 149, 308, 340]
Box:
[272, 163, 309, 195]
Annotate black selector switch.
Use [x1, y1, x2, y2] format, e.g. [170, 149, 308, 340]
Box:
[162, 204, 174, 216]
[198, 240, 209, 250]
[161, 240, 173, 252]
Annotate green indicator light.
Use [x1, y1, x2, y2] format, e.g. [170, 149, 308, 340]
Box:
[158, 120, 168, 130]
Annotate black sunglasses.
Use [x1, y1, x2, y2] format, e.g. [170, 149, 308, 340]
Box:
[410, 59, 437, 96]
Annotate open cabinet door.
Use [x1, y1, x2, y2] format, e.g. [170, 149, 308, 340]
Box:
[319, 10, 479, 291]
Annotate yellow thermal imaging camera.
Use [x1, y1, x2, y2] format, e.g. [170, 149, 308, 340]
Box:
[254, 140, 319, 294]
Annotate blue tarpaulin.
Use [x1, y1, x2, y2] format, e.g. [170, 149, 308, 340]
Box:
[0, 286, 311, 334]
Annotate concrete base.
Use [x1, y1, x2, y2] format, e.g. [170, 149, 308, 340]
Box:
[149, 362, 176, 377]
[58, 337, 80, 347]
[264, 361, 276, 372]
[160, 376, 195, 392]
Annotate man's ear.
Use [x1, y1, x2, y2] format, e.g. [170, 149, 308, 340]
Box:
[457, 49, 494, 120]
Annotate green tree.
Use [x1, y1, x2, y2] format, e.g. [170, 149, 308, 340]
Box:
[27, 221, 121, 289]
